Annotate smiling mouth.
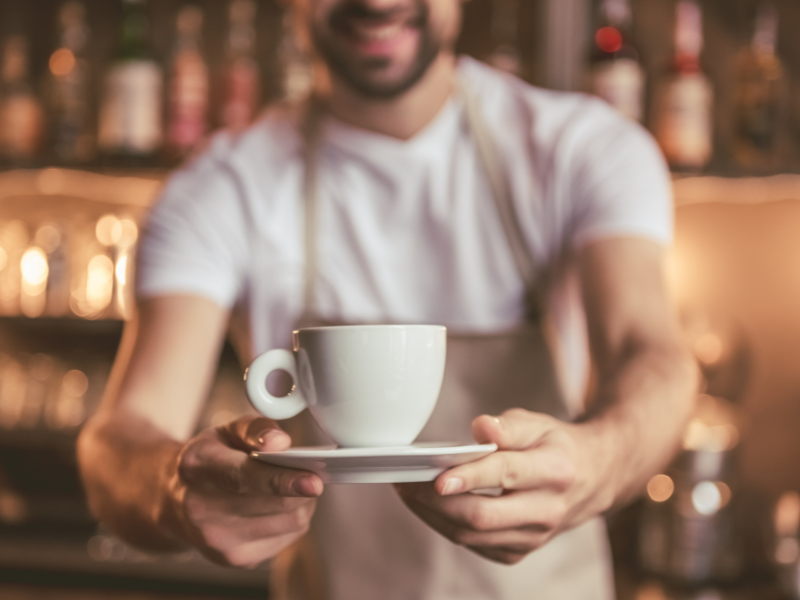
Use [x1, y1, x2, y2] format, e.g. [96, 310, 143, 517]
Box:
[349, 21, 407, 42]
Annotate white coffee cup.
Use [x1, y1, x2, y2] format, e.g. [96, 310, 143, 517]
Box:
[245, 325, 447, 448]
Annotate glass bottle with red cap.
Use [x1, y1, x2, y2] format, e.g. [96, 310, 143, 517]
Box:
[587, 0, 644, 122]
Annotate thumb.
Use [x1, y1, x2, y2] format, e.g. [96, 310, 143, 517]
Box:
[218, 415, 291, 453]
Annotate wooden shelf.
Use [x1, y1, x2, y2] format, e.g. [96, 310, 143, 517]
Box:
[673, 174, 800, 207]
[0, 168, 166, 211]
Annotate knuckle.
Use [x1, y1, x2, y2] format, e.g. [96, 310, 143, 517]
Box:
[177, 445, 203, 483]
[449, 527, 475, 547]
[499, 458, 523, 490]
[553, 458, 577, 490]
[539, 499, 568, 530]
[468, 503, 498, 532]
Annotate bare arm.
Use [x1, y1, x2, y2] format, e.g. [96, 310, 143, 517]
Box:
[575, 237, 698, 507]
[77, 295, 323, 565]
[396, 238, 698, 564]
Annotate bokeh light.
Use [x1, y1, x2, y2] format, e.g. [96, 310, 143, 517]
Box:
[647, 474, 675, 502]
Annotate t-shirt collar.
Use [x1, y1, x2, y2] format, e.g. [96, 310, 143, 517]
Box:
[320, 85, 465, 161]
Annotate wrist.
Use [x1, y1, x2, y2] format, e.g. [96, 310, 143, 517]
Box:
[154, 442, 194, 549]
[570, 419, 627, 515]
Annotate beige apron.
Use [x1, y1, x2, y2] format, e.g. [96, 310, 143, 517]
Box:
[267, 83, 614, 600]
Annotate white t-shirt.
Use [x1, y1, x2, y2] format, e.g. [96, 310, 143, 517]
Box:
[137, 57, 672, 599]
[139, 56, 671, 411]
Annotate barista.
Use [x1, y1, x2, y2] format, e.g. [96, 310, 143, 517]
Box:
[78, 0, 697, 598]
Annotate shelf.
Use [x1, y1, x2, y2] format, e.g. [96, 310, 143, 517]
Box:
[0, 168, 165, 211]
[0, 426, 80, 449]
[0, 532, 270, 595]
[0, 315, 123, 336]
[673, 174, 800, 207]
[0, 316, 124, 356]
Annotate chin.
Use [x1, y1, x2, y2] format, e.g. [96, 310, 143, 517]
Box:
[325, 51, 440, 99]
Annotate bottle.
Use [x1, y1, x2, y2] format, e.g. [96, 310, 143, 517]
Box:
[587, 0, 644, 122]
[98, 0, 163, 165]
[165, 5, 209, 161]
[0, 36, 44, 164]
[48, 1, 94, 164]
[217, 0, 260, 130]
[733, 4, 786, 172]
[652, 0, 713, 171]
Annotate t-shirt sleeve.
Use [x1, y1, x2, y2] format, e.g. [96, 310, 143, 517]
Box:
[566, 100, 673, 249]
[136, 150, 250, 309]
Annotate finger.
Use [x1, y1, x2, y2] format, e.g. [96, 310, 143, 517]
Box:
[465, 545, 530, 566]
[218, 416, 291, 452]
[196, 501, 315, 545]
[472, 409, 557, 450]
[401, 494, 554, 551]
[179, 437, 323, 497]
[436, 444, 576, 496]
[199, 530, 303, 569]
[399, 484, 564, 533]
[184, 489, 316, 519]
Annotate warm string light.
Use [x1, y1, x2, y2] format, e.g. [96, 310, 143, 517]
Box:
[70, 214, 139, 319]
[20, 246, 48, 317]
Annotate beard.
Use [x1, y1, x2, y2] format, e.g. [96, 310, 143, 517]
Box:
[311, 0, 442, 100]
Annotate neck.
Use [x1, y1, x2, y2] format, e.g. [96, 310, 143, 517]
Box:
[325, 52, 457, 140]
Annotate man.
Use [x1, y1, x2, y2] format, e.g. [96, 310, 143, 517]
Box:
[78, 0, 697, 598]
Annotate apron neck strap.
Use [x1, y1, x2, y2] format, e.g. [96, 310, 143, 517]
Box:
[299, 76, 546, 323]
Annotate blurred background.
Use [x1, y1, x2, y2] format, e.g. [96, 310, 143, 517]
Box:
[1, 0, 800, 598]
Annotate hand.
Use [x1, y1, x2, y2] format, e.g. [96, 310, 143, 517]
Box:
[163, 416, 324, 568]
[395, 408, 614, 565]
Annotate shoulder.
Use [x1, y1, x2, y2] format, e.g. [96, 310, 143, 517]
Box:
[457, 55, 656, 162]
[152, 105, 303, 217]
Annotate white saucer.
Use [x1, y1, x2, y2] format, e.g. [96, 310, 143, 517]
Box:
[250, 442, 498, 484]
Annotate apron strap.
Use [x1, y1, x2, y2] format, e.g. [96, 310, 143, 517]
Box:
[457, 79, 546, 320]
[299, 75, 546, 322]
[300, 96, 324, 321]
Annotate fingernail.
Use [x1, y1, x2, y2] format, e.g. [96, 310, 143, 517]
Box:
[441, 477, 464, 496]
[291, 475, 320, 497]
[258, 430, 284, 448]
[492, 417, 503, 430]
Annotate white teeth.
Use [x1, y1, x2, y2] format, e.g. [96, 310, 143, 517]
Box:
[352, 23, 404, 42]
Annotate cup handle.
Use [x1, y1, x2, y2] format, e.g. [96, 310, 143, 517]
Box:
[244, 349, 308, 420]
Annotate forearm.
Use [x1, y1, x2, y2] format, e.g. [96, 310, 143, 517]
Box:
[77, 411, 186, 552]
[578, 341, 698, 512]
